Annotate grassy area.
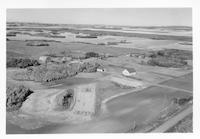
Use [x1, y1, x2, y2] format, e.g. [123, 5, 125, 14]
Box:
[6, 85, 34, 112]
[147, 49, 192, 68]
[161, 73, 193, 91]
[166, 113, 192, 133]
[7, 40, 147, 59]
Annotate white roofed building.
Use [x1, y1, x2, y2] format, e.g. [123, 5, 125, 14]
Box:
[122, 68, 136, 77]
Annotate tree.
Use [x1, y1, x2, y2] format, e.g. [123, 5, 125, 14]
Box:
[85, 52, 99, 58]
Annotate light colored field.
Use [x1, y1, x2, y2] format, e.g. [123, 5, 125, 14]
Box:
[8, 32, 192, 51]
[80, 27, 192, 37]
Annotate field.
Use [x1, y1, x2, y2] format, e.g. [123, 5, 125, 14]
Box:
[106, 86, 191, 133]
[6, 22, 193, 133]
[160, 73, 193, 91]
[7, 40, 147, 59]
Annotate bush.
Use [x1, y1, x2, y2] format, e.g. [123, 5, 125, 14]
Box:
[172, 96, 193, 106]
[43, 70, 66, 82]
[26, 42, 49, 46]
[153, 49, 192, 60]
[7, 58, 40, 68]
[148, 57, 187, 68]
[79, 62, 100, 72]
[147, 49, 191, 68]
[97, 43, 106, 45]
[13, 62, 100, 83]
[6, 85, 34, 111]
[107, 42, 118, 45]
[56, 89, 74, 110]
[85, 52, 99, 58]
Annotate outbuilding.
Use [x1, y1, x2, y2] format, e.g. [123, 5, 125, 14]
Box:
[122, 68, 136, 76]
[39, 56, 51, 64]
[97, 66, 105, 72]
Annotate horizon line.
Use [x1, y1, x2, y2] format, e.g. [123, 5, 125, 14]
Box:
[6, 21, 192, 28]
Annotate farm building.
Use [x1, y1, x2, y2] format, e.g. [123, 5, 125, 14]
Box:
[39, 56, 51, 64]
[97, 65, 105, 72]
[122, 68, 136, 76]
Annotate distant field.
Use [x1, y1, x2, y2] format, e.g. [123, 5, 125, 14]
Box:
[7, 40, 147, 58]
[7, 51, 28, 58]
[7, 26, 192, 51]
[8, 27, 192, 42]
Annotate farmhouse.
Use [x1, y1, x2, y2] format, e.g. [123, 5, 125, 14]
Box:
[39, 56, 51, 64]
[122, 68, 136, 77]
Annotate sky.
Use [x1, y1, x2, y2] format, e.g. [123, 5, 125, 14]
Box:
[7, 8, 192, 26]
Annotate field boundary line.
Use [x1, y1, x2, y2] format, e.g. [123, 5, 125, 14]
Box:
[102, 86, 148, 104]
